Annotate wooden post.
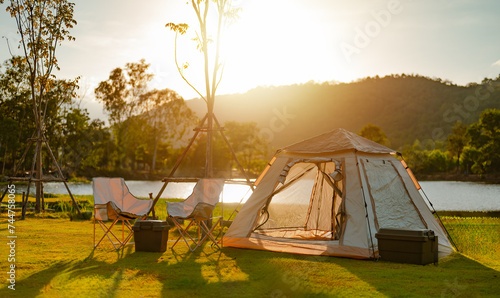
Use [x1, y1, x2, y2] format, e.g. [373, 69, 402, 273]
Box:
[0, 182, 10, 202]
[21, 192, 26, 220]
[41, 183, 45, 211]
[22, 135, 40, 219]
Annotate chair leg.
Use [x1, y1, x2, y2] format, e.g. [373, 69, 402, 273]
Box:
[116, 219, 132, 249]
[177, 221, 198, 251]
[193, 218, 222, 251]
[170, 217, 201, 251]
[170, 216, 223, 252]
[95, 218, 123, 250]
[95, 218, 137, 250]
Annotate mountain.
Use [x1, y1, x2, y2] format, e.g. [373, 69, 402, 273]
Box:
[185, 75, 500, 151]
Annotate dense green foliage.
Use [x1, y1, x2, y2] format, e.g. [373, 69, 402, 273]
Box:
[94, 60, 200, 176]
[186, 74, 500, 179]
[3, 59, 499, 179]
[94, 60, 269, 178]
[402, 109, 500, 176]
[1, 57, 270, 179]
[359, 124, 389, 146]
[464, 109, 500, 174]
[0, 57, 106, 178]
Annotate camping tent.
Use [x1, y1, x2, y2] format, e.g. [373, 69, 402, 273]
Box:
[223, 128, 454, 259]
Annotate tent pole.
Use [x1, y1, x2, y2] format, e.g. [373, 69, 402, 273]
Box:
[226, 187, 251, 221]
[354, 151, 377, 260]
[398, 153, 459, 252]
[420, 188, 459, 252]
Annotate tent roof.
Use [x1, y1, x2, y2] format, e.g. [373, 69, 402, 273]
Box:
[281, 128, 395, 154]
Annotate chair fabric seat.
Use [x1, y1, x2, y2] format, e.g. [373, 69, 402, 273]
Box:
[93, 177, 154, 250]
[167, 178, 225, 251]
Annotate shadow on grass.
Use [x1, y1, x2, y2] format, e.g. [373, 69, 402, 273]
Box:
[0, 261, 73, 297]
[224, 250, 500, 297]
[2, 245, 499, 297]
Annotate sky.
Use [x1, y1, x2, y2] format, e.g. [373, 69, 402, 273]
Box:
[1, 0, 500, 120]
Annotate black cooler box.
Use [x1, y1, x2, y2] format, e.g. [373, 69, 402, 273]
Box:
[375, 228, 438, 265]
[133, 220, 170, 252]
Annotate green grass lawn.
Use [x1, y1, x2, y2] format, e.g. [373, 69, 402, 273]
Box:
[0, 196, 499, 297]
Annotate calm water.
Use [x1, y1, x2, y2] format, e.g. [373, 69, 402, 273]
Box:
[4, 180, 500, 211]
[419, 181, 500, 211]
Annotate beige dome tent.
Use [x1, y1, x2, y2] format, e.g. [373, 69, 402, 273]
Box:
[223, 128, 454, 259]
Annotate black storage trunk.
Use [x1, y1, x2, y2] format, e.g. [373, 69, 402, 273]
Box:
[133, 220, 170, 252]
[375, 228, 438, 265]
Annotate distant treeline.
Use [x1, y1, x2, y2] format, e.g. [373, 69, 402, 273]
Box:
[187, 74, 500, 150]
[0, 58, 269, 179]
[1, 57, 499, 180]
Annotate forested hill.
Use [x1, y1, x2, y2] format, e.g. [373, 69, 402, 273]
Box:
[186, 75, 500, 150]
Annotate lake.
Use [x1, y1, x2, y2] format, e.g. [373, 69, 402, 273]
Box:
[4, 180, 500, 211]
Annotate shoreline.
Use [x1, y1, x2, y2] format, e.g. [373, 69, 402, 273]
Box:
[3, 174, 500, 184]
[417, 174, 500, 184]
[436, 210, 500, 217]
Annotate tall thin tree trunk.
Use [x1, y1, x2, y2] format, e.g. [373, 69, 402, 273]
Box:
[35, 127, 43, 213]
[1, 141, 4, 176]
[206, 101, 214, 178]
[152, 139, 158, 173]
[2, 145, 6, 176]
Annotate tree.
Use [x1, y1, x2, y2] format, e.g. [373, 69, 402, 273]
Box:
[0, 57, 82, 175]
[466, 109, 500, 174]
[2, 0, 78, 213]
[95, 59, 153, 126]
[138, 88, 197, 172]
[0, 57, 31, 172]
[166, 0, 239, 177]
[95, 59, 154, 169]
[422, 150, 450, 174]
[224, 121, 269, 176]
[460, 146, 481, 175]
[60, 107, 110, 177]
[0, 54, 107, 180]
[0, 118, 19, 175]
[359, 124, 389, 146]
[446, 121, 468, 173]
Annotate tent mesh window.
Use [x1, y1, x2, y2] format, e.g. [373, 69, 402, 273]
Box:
[361, 159, 426, 230]
[255, 161, 344, 241]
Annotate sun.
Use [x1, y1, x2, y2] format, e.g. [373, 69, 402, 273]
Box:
[217, 1, 346, 94]
[156, 1, 348, 98]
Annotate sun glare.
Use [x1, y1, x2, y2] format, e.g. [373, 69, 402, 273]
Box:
[219, 1, 345, 93]
[150, 1, 349, 99]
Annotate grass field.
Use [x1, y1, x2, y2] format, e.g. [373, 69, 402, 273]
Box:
[0, 195, 499, 297]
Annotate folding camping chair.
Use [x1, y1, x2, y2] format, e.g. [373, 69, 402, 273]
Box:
[167, 178, 225, 252]
[93, 177, 154, 250]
